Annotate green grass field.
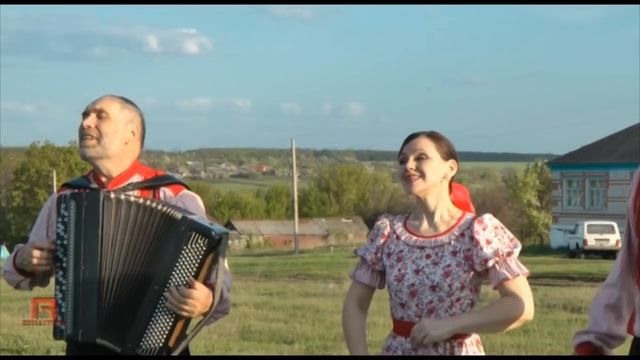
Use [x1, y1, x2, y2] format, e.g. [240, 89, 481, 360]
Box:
[206, 176, 294, 193]
[0, 248, 632, 355]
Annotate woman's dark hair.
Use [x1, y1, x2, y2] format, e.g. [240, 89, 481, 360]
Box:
[397, 131, 459, 193]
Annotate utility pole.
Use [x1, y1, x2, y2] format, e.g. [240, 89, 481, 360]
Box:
[52, 170, 57, 194]
[291, 137, 299, 254]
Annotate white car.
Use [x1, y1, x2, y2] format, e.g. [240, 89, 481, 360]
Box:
[567, 220, 621, 259]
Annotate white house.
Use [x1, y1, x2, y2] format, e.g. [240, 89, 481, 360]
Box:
[547, 123, 639, 248]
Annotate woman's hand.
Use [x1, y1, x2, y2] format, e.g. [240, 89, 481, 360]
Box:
[409, 317, 457, 347]
[410, 275, 534, 348]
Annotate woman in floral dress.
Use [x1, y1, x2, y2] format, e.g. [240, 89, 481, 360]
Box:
[342, 131, 534, 355]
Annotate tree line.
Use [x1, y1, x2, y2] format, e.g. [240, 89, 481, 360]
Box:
[139, 147, 559, 169]
[0, 142, 552, 251]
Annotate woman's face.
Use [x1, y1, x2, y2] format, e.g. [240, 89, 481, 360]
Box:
[397, 136, 456, 197]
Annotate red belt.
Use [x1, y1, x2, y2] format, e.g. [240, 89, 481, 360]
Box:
[392, 318, 471, 341]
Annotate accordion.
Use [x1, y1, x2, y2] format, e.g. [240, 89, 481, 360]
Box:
[53, 190, 228, 355]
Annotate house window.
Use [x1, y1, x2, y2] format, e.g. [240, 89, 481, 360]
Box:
[586, 178, 606, 210]
[563, 178, 583, 209]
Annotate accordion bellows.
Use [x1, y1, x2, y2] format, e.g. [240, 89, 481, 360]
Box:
[54, 190, 228, 355]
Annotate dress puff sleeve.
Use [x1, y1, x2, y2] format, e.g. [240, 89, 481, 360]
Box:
[471, 214, 530, 289]
[348, 214, 393, 289]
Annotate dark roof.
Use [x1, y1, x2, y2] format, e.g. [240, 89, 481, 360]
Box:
[547, 123, 640, 165]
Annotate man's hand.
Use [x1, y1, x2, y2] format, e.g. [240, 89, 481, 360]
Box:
[165, 278, 213, 318]
[15, 242, 55, 274]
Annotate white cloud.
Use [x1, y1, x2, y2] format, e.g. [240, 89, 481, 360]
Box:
[176, 97, 216, 111]
[0, 101, 40, 115]
[531, 5, 615, 25]
[322, 102, 334, 115]
[320, 101, 367, 117]
[264, 5, 317, 20]
[0, 13, 215, 59]
[181, 36, 213, 56]
[180, 28, 198, 35]
[104, 26, 214, 57]
[145, 35, 161, 53]
[176, 97, 253, 113]
[140, 97, 160, 107]
[89, 46, 111, 57]
[230, 98, 253, 113]
[280, 102, 302, 115]
[343, 102, 367, 117]
[440, 74, 490, 88]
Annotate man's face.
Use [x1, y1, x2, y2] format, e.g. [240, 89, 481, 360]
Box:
[78, 97, 137, 163]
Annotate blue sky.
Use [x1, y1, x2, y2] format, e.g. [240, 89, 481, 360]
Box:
[1, 5, 638, 154]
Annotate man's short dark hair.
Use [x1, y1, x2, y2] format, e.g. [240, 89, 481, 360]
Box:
[99, 95, 146, 150]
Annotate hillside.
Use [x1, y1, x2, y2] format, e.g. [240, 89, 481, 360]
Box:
[1, 146, 559, 183]
[1, 146, 559, 163]
[139, 147, 559, 164]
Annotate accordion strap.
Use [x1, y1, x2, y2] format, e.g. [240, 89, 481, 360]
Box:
[60, 175, 97, 190]
[61, 174, 191, 192]
[117, 174, 191, 193]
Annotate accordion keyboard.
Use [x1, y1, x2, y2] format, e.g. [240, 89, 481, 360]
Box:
[138, 233, 209, 355]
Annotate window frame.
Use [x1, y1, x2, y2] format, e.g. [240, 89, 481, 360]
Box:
[563, 177, 584, 210]
[585, 177, 607, 210]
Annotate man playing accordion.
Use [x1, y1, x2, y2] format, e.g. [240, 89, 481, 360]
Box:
[2, 94, 232, 355]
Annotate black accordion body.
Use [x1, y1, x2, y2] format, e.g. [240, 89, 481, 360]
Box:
[53, 190, 228, 355]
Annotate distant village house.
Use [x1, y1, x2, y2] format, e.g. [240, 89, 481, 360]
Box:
[225, 217, 369, 251]
[547, 123, 639, 247]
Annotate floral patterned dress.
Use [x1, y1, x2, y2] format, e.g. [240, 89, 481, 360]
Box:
[349, 212, 530, 355]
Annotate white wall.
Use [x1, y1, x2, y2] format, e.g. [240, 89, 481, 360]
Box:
[549, 225, 573, 249]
